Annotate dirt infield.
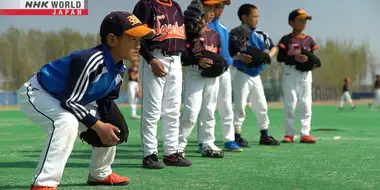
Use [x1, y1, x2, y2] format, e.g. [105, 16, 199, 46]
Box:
[1, 99, 372, 111]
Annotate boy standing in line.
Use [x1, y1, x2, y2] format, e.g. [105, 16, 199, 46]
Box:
[277, 9, 319, 143]
[178, 0, 227, 158]
[232, 4, 280, 147]
[207, 0, 242, 152]
[133, 0, 192, 169]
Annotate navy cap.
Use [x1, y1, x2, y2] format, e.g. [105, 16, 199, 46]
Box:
[100, 11, 155, 39]
[288, 9, 312, 21]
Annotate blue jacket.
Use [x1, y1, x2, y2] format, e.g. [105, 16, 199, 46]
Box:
[233, 25, 273, 77]
[208, 18, 233, 65]
[37, 44, 126, 128]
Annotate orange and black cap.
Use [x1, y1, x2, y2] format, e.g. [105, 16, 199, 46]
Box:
[288, 9, 312, 21]
[100, 11, 155, 40]
[202, 0, 223, 5]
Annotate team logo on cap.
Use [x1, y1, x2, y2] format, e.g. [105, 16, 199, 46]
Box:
[128, 15, 142, 26]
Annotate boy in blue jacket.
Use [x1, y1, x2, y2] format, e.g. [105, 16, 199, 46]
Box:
[232, 4, 280, 147]
[207, 0, 242, 152]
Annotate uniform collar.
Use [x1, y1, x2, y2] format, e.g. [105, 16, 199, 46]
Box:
[212, 17, 220, 24]
[240, 24, 255, 32]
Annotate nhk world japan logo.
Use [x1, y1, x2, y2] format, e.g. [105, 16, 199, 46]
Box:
[0, 0, 88, 16]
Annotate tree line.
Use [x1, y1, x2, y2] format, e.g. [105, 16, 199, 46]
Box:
[0, 27, 376, 95]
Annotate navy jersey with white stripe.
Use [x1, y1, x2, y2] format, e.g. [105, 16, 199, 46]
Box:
[36, 44, 126, 128]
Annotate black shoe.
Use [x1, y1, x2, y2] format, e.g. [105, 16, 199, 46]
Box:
[235, 137, 249, 147]
[259, 136, 280, 146]
[351, 106, 356, 110]
[163, 152, 192, 167]
[142, 153, 166, 169]
[201, 144, 224, 158]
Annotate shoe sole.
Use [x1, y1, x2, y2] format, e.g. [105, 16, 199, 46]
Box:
[259, 143, 280, 146]
[281, 141, 294, 143]
[225, 148, 243, 152]
[87, 181, 129, 186]
[163, 162, 192, 167]
[300, 141, 316, 144]
[201, 152, 224, 158]
[142, 164, 165, 169]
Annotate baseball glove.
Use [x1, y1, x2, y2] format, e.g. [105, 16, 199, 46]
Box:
[79, 99, 129, 147]
[229, 26, 271, 68]
[184, 0, 205, 41]
[295, 49, 321, 72]
[198, 50, 228, 78]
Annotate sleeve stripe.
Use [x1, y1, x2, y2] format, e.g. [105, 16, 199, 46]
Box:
[68, 57, 103, 119]
[65, 51, 103, 119]
[67, 58, 103, 120]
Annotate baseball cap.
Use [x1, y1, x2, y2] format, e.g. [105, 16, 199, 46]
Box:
[202, 0, 223, 5]
[100, 11, 155, 39]
[288, 9, 312, 21]
[221, 0, 231, 5]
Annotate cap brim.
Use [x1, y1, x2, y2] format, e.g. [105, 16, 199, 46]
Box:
[124, 25, 155, 39]
[297, 14, 312, 20]
[203, 0, 223, 5]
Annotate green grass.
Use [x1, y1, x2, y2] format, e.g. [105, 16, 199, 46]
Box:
[0, 105, 380, 190]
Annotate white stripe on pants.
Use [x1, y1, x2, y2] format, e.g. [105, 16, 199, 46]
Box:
[217, 68, 235, 142]
[178, 66, 219, 151]
[17, 75, 115, 187]
[339, 91, 354, 107]
[139, 50, 182, 157]
[127, 80, 139, 117]
[233, 69, 269, 131]
[283, 66, 312, 136]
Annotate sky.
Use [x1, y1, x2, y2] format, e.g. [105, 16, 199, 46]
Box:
[0, 0, 379, 55]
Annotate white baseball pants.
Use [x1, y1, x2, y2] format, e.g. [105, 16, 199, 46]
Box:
[178, 66, 219, 151]
[139, 49, 182, 157]
[18, 75, 115, 187]
[339, 91, 354, 107]
[216, 68, 235, 142]
[282, 66, 312, 136]
[233, 69, 269, 132]
[371, 89, 380, 106]
[127, 80, 139, 117]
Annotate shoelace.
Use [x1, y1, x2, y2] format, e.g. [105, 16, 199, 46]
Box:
[207, 144, 221, 151]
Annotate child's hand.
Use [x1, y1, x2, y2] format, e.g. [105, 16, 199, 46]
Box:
[199, 58, 213, 68]
[295, 54, 308, 63]
[234, 53, 252, 64]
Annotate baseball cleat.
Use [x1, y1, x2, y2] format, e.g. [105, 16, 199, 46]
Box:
[259, 136, 280, 146]
[142, 153, 166, 169]
[201, 144, 224, 158]
[224, 141, 243, 152]
[281, 136, 294, 143]
[87, 173, 129, 186]
[300, 135, 316, 144]
[235, 137, 249, 147]
[163, 152, 192, 167]
[30, 185, 57, 190]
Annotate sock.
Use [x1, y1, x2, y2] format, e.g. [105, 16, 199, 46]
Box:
[235, 133, 241, 139]
[235, 127, 241, 134]
[260, 130, 268, 137]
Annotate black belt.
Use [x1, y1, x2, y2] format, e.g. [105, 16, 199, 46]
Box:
[155, 49, 181, 56]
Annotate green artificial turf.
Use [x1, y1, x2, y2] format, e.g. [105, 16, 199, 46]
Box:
[0, 105, 379, 190]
